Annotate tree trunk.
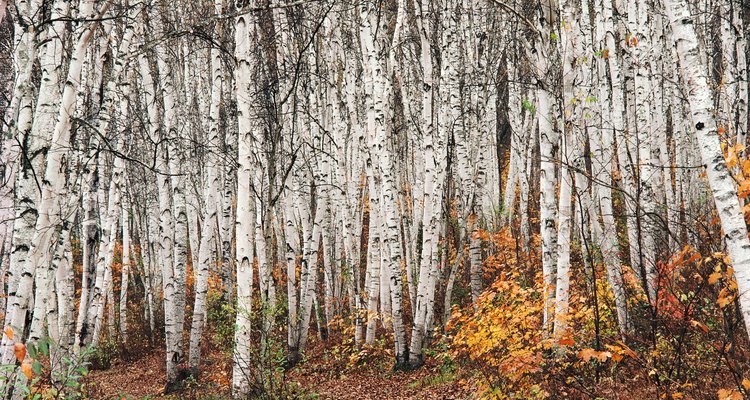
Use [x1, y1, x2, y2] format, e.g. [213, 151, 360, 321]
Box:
[665, 0, 750, 340]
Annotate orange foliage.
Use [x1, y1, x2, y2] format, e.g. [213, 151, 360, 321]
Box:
[449, 270, 545, 399]
[448, 229, 546, 399]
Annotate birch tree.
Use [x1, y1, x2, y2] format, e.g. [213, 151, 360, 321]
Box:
[232, 1, 256, 394]
[2, 0, 107, 389]
[665, 0, 750, 339]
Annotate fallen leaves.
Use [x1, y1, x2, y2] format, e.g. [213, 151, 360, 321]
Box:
[717, 288, 735, 308]
[689, 319, 709, 333]
[718, 388, 743, 400]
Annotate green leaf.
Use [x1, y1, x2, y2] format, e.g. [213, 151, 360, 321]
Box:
[27, 344, 37, 359]
[38, 338, 49, 356]
[32, 360, 42, 375]
[522, 99, 537, 114]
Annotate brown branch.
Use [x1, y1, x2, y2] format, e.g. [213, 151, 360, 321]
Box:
[486, 0, 539, 34]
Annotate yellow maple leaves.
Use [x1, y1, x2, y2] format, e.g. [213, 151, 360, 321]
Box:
[718, 388, 744, 400]
[724, 142, 750, 202]
[576, 341, 638, 364]
[449, 229, 545, 399]
[698, 250, 740, 310]
[577, 348, 612, 362]
[712, 266, 738, 309]
[718, 379, 750, 399]
[725, 142, 741, 169]
[708, 271, 722, 285]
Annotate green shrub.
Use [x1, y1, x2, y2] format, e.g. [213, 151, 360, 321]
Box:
[0, 337, 93, 399]
[88, 340, 119, 371]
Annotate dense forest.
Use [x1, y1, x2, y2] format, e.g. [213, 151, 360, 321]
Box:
[0, 0, 749, 398]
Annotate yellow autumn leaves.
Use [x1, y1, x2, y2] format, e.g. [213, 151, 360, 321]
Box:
[576, 341, 638, 364]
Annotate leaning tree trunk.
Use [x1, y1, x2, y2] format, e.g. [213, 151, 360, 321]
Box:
[3, 0, 63, 342]
[1, 0, 104, 391]
[665, 0, 750, 340]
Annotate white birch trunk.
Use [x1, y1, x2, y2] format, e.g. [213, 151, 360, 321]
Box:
[409, 0, 449, 366]
[665, 0, 750, 340]
[119, 194, 130, 343]
[232, 6, 256, 394]
[633, 0, 658, 302]
[188, 0, 224, 372]
[592, 0, 630, 335]
[91, 156, 123, 347]
[4, 0, 63, 340]
[1, 0, 104, 387]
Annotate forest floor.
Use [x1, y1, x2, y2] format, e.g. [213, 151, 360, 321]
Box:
[78, 313, 746, 399]
[85, 332, 471, 399]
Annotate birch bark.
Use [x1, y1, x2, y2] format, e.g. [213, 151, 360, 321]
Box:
[232, 4, 256, 394]
[665, 0, 750, 340]
[2, 0, 105, 387]
[188, 0, 224, 374]
[4, 0, 63, 339]
[409, 0, 449, 366]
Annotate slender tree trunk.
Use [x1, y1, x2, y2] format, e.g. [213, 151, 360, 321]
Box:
[409, 0, 449, 367]
[2, 0, 104, 389]
[119, 195, 130, 343]
[665, 0, 750, 340]
[4, 0, 63, 343]
[232, 5, 257, 394]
